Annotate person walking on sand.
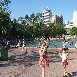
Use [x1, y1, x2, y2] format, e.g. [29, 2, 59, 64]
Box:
[59, 49, 69, 77]
[21, 38, 25, 52]
[75, 41, 77, 49]
[39, 41, 49, 77]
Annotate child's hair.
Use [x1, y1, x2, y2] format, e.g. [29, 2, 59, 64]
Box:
[41, 42, 46, 46]
[62, 48, 64, 51]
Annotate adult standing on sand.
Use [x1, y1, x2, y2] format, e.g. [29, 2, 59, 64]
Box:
[39, 41, 49, 77]
[75, 41, 77, 49]
[21, 38, 25, 52]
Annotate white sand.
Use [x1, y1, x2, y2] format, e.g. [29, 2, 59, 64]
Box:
[0, 47, 77, 77]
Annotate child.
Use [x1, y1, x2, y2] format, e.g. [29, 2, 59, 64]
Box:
[39, 41, 49, 77]
[59, 49, 69, 77]
[39, 41, 49, 68]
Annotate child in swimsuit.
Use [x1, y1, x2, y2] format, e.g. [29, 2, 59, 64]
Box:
[59, 49, 69, 77]
[39, 42, 49, 68]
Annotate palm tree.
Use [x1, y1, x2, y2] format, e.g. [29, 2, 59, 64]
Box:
[36, 13, 43, 23]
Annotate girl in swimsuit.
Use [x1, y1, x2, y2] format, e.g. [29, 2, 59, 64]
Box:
[59, 49, 69, 77]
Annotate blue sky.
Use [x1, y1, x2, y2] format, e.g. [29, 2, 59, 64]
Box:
[9, 0, 77, 21]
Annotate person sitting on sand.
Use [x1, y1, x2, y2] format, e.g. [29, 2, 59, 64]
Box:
[16, 40, 21, 47]
[39, 41, 49, 68]
[59, 49, 69, 77]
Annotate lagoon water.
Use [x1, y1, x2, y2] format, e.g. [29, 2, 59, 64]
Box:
[25, 39, 76, 48]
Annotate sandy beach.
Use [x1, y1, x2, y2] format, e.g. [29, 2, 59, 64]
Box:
[0, 47, 77, 77]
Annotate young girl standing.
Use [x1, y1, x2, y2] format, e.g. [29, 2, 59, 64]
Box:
[59, 49, 69, 77]
[39, 41, 49, 77]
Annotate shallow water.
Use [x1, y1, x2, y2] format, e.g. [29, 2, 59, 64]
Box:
[25, 39, 77, 48]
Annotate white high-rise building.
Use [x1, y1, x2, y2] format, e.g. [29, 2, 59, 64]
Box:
[42, 7, 63, 25]
[72, 11, 77, 27]
[42, 7, 52, 24]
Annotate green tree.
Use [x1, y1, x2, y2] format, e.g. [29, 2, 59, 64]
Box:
[0, 0, 11, 38]
[69, 27, 77, 35]
[54, 24, 66, 36]
[24, 13, 43, 39]
[0, 0, 11, 12]
[0, 8, 11, 37]
[48, 23, 66, 37]
[36, 13, 43, 23]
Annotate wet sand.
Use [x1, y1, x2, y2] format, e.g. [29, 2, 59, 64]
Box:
[0, 47, 77, 77]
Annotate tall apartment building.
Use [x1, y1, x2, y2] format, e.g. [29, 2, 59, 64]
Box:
[42, 7, 52, 24]
[72, 11, 77, 27]
[64, 11, 77, 33]
[42, 7, 63, 25]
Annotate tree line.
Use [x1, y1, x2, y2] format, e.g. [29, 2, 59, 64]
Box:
[0, 0, 77, 41]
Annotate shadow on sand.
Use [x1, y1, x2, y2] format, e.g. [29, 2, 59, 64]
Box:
[8, 51, 39, 67]
[66, 71, 77, 77]
[0, 50, 62, 67]
[48, 51, 62, 62]
[0, 51, 39, 67]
